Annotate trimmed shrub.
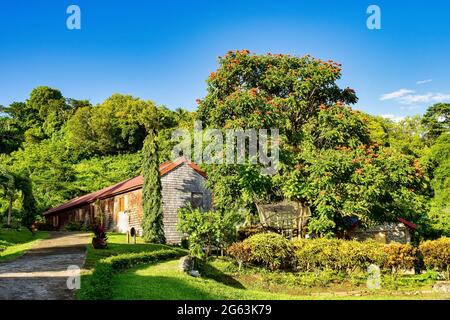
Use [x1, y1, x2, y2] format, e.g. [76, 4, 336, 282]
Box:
[244, 233, 293, 270]
[78, 248, 186, 300]
[236, 225, 280, 241]
[381, 243, 417, 274]
[292, 238, 385, 273]
[227, 242, 252, 270]
[419, 237, 450, 279]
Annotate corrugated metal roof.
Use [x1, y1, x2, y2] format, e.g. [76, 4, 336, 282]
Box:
[43, 157, 206, 215]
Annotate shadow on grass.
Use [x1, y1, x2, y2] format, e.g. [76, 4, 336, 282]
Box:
[200, 262, 246, 290]
[112, 275, 219, 300]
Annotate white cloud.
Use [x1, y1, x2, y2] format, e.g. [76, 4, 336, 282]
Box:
[380, 89, 414, 101]
[416, 79, 432, 85]
[380, 88, 450, 105]
[380, 114, 405, 123]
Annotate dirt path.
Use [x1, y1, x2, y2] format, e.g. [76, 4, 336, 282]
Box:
[0, 232, 90, 300]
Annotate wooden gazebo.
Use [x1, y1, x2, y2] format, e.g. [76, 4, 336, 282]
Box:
[255, 199, 311, 239]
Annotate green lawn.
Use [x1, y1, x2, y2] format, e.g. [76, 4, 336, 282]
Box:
[111, 259, 293, 300]
[109, 258, 450, 300]
[83, 233, 171, 269]
[0, 228, 48, 262]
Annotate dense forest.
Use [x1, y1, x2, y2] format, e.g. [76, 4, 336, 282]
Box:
[0, 51, 449, 240]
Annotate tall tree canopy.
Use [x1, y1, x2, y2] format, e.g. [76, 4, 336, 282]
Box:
[197, 50, 427, 236]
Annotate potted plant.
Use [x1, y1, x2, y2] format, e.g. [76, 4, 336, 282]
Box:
[92, 225, 108, 249]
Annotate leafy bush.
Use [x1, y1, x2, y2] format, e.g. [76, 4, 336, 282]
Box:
[178, 206, 240, 259]
[227, 242, 252, 270]
[244, 233, 293, 270]
[419, 237, 450, 279]
[78, 248, 186, 300]
[382, 243, 417, 274]
[292, 238, 384, 273]
[64, 221, 85, 231]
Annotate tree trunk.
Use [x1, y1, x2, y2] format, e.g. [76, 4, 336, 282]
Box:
[7, 195, 12, 226]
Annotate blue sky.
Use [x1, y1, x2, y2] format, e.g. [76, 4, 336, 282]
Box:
[0, 0, 449, 120]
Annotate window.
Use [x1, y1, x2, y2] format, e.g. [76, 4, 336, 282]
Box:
[118, 197, 125, 212]
[191, 192, 203, 209]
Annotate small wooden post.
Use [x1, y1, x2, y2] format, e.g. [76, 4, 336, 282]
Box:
[127, 231, 130, 244]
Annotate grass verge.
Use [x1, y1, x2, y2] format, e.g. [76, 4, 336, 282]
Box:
[77, 233, 187, 300]
[0, 228, 48, 262]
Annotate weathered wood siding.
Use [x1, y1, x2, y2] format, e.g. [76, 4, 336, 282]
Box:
[160, 162, 212, 243]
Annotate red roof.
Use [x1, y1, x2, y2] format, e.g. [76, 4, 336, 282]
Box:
[397, 217, 417, 230]
[44, 157, 206, 215]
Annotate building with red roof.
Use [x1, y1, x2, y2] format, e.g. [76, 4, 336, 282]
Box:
[44, 157, 211, 243]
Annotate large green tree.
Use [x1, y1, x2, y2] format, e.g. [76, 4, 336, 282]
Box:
[422, 103, 450, 141]
[197, 50, 427, 236]
[141, 129, 165, 243]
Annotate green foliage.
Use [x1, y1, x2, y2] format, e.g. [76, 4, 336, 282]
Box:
[65, 94, 165, 158]
[243, 233, 293, 270]
[1, 86, 193, 227]
[422, 103, 450, 141]
[229, 236, 422, 276]
[141, 131, 165, 243]
[425, 134, 450, 236]
[72, 153, 143, 195]
[178, 206, 240, 259]
[64, 221, 86, 231]
[197, 51, 429, 235]
[419, 237, 450, 279]
[13, 174, 37, 228]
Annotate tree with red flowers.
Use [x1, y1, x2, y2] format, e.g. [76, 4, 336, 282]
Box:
[197, 50, 427, 236]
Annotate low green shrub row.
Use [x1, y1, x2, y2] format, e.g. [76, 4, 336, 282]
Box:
[78, 248, 186, 300]
[228, 233, 450, 276]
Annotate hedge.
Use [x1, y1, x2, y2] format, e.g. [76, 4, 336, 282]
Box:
[78, 248, 186, 300]
[292, 238, 385, 273]
[419, 237, 450, 279]
[228, 233, 445, 275]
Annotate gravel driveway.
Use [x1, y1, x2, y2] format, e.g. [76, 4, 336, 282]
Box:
[0, 232, 90, 300]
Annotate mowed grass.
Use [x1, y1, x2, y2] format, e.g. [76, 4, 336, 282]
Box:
[111, 259, 293, 300]
[110, 259, 450, 300]
[83, 233, 170, 269]
[0, 228, 48, 262]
